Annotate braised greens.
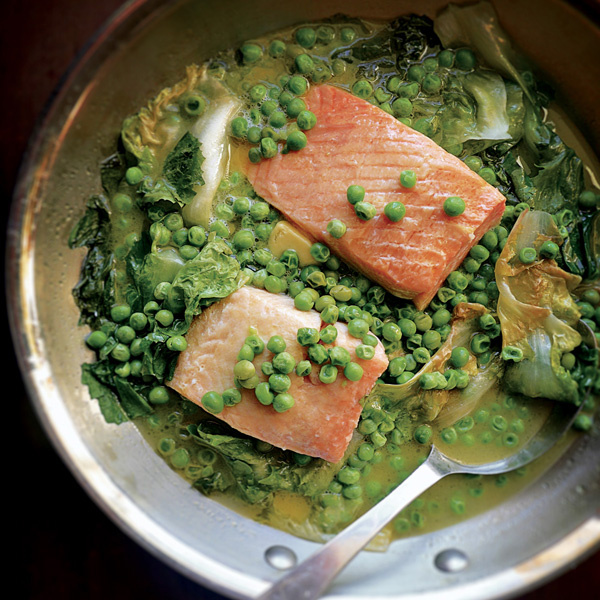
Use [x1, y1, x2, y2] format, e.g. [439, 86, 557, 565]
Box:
[70, 3, 599, 541]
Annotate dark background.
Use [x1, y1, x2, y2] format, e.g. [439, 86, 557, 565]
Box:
[3, 1, 599, 599]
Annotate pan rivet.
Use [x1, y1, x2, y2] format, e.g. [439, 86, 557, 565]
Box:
[434, 548, 469, 572]
[265, 545, 297, 570]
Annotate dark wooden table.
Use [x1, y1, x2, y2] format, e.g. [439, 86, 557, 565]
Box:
[4, 1, 599, 598]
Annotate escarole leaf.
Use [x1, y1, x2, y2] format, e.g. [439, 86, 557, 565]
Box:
[170, 237, 248, 326]
[436, 70, 517, 152]
[368, 303, 488, 421]
[162, 132, 205, 204]
[496, 210, 582, 403]
[120, 64, 206, 164]
[187, 421, 339, 506]
[434, 1, 534, 103]
[461, 70, 511, 143]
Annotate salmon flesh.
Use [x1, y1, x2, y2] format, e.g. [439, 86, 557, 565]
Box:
[168, 286, 389, 463]
[245, 84, 506, 310]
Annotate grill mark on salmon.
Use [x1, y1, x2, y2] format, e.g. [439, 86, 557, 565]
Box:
[168, 286, 388, 463]
[244, 84, 506, 310]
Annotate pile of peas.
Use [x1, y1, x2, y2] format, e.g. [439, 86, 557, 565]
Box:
[232, 23, 365, 163]
[439, 394, 532, 450]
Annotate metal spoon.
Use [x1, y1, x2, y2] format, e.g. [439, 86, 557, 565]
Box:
[257, 397, 585, 600]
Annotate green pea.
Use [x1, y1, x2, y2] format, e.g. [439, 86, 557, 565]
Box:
[245, 334, 265, 354]
[295, 360, 312, 377]
[422, 330, 441, 350]
[340, 26, 355, 43]
[382, 321, 402, 342]
[294, 291, 315, 311]
[210, 219, 231, 238]
[399, 170, 417, 188]
[519, 247, 537, 264]
[502, 345, 524, 362]
[578, 190, 598, 209]
[441, 427, 458, 444]
[261, 275, 283, 297]
[478, 167, 497, 185]
[342, 483, 363, 499]
[278, 90, 294, 107]
[269, 373, 291, 393]
[354, 201, 377, 221]
[355, 344, 375, 360]
[269, 39, 286, 57]
[286, 130, 308, 151]
[392, 97, 413, 118]
[329, 346, 351, 366]
[582, 289, 600, 305]
[222, 388, 242, 407]
[344, 362, 364, 381]
[384, 201, 406, 222]
[230, 116, 248, 138]
[491, 415, 508, 432]
[422, 73, 442, 94]
[321, 304, 340, 324]
[443, 196, 465, 217]
[414, 312, 433, 332]
[470, 333, 490, 355]
[469, 244, 489, 263]
[255, 382, 274, 406]
[438, 49, 454, 68]
[396, 318, 416, 337]
[147, 385, 169, 405]
[319, 363, 338, 384]
[331, 284, 352, 302]
[158, 437, 176, 456]
[388, 356, 406, 378]
[414, 424, 432, 444]
[346, 185, 365, 205]
[407, 65, 425, 83]
[234, 359, 256, 381]
[125, 166, 144, 186]
[269, 110, 287, 129]
[166, 335, 187, 352]
[455, 48, 477, 70]
[296, 327, 319, 346]
[413, 347, 431, 363]
[359, 418, 377, 435]
[110, 303, 131, 323]
[295, 108, 317, 130]
[534, 239, 555, 260]
[357, 443, 374, 462]
[348, 318, 370, 338]
[295, 27, 316, 48]
[187, 225, 206, 247]
[273, 351, 296, 374]
[155, 309, 174, 327]
[231, 196, 250, 215]
[273, 392, 295, 412]
[86, 330, 108, 349]
[319, 324, 337, 344]
[241, 43, 263, 64]
[447, 273, 469, 295]
[295, 54, 315, 75]
[352, 80, 373, 99]
[310, 242, 330, 263]
[327, 218, 347, 238]
[112, 192, 133, 213]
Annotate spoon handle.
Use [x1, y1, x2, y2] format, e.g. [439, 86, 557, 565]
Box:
[257, 447, 451, 600]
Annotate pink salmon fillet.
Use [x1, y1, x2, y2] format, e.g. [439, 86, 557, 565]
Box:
[168, 286, 388, 463]
[244, 84, 506, 310]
